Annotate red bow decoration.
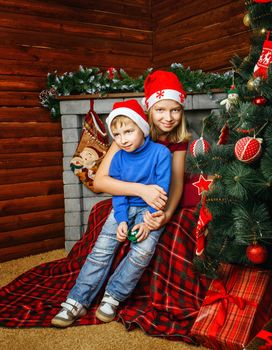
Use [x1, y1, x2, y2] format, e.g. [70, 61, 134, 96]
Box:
[202, 271, 256, 337]
[195, 196, 212, 255]
[257, 330, 272, 350]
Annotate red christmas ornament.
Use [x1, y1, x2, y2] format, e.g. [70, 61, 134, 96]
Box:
[252, 96, 268, 105]
[253, 1, 272, 3]
[234, 137, 262, 163]
[217, 123, 229, 145]
[190, 137, 210, 157]
[192, 175, 213, 195]
[246, 243, 268, 264]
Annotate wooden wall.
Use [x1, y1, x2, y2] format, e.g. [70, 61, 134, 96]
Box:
[0, 0, 249, 262]
[0, 0, 152, 262]
[152, 0, 250, 71]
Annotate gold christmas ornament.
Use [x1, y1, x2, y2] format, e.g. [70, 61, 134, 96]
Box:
[260, 28, 267, 36]
[243, 13, 250, 27]
[247, 78, 255, 90]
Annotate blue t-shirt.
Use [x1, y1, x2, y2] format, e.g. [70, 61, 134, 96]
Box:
[109, 136, 172, 224]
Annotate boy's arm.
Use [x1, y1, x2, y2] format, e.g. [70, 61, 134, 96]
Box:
[109, 152, 129, 224]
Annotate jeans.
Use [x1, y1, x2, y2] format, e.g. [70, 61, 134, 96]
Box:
[68, 206, 164, 307]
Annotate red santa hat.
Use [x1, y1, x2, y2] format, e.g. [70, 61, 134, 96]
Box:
[106, 99, 150, 137]
[143, 70, 186, 110]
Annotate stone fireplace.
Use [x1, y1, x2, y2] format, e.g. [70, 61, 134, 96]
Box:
[60, 92, 225, 251]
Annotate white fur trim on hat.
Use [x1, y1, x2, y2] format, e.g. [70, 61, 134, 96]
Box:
[106, 107, 150, 137]
[145, 89, 186, 110]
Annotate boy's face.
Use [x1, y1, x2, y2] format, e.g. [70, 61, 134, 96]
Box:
[111, 119, 145, 152]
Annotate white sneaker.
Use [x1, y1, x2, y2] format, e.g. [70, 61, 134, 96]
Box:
[95, 293, 119, 323]
[51, 298, 87, 328]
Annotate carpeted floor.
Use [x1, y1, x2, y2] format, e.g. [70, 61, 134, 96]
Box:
[0, 249, 208, 350]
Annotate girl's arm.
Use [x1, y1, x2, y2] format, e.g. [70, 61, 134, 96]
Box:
[93, 142, 168, 210]
[144, 150, 186, 228]
[164, 150, 186, 221]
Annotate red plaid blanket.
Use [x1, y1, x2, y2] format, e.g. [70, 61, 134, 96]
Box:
[0, 199, 210, 343]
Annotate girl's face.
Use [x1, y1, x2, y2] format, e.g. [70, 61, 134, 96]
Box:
[150, 99, 183, 134]
[111, 119, 145, 152]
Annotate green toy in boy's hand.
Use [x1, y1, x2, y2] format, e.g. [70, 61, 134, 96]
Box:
[127, 228, 139, 243]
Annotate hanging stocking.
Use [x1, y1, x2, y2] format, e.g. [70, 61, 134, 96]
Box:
[195, 196, 212, 256]
[70, 100, 110, 192]
[253, 31, 272, 79]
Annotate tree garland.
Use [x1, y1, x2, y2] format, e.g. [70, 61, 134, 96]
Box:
[39, 63, 233, 119]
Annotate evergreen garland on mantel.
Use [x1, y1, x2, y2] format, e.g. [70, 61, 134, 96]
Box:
[39, 63, 233, 119]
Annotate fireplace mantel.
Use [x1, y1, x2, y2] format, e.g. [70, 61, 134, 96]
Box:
[60, 92, 226, 251]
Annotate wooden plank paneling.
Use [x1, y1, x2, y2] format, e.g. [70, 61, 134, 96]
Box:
[152, 0, 249, 72]
[0, 107, 56, 122]
[0, 166, 62, 184]
[0, 237, 65, 262]
[153, 3, 246, 50]
[0, 180, 63, 201]
[0, 209, 64, 233]
[0, 28, 152, 58]
[0, 194, 64, 217]
[153, 31, 250, 71]
[0, 0, 151, 29]
[0, 137, 62, 153]
[0, 152, 62, 168]
[152, 0, 234, 26]
[0, 123, 61, 138]
[0, 222, 64, 248]
[0, 11, 152, 43]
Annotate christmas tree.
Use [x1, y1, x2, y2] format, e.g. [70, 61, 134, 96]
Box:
[188, 0, 272, 277]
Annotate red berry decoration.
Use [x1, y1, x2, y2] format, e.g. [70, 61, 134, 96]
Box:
[236, 127, 255, 134]
[246, 243, 268, 264]
[106, 67, 117, 80]
[252, 96, 268, 106]
[234, 137, 262, 163]
[190, 137, 210, 157]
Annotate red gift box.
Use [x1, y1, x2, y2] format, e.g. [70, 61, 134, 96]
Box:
[244, 319, 272, 350]
[190, 264, 272, 350]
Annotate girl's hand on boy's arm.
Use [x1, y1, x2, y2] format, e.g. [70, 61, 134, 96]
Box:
[117, 222, 128, 242]
[137, 184, 168, 211]
[132, 223, 150, 242]
[144, 210, 168, 230]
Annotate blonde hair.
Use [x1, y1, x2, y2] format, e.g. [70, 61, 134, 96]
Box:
[110, 115, 137, 131]
[148, 106, 191, 143]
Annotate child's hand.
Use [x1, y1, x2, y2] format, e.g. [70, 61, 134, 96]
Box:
[132, 223, 150, 242]
[144, 210, 167, 230]
[139, 184, 168, 211]
[117, 222, 128, 242]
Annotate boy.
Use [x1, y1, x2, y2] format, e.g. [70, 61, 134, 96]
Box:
[51, 99, 171, 327]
